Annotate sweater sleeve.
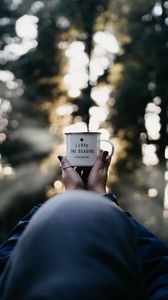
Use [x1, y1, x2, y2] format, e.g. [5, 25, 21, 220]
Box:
[129, 216, 168, 300]
[0, 206, 40, 276]
[104, 193, 168, 300]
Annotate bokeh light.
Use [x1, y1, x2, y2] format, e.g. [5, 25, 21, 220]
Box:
[142, 144, 159, 166]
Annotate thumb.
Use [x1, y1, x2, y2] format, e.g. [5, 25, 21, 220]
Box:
[102, 153, 112, 175]
[91, 151, 108, 172]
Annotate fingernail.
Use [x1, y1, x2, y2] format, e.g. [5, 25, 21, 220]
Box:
[103, 151, 109, 158]
[58, 156, 63, 161]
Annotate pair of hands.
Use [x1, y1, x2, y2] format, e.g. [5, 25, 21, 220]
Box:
[58, 151, 112, 195]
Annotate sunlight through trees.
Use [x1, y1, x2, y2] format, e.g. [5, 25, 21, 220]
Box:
[0, 0, 167, 243]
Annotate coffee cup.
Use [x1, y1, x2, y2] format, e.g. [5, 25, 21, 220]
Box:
[65, 132, 114, 166]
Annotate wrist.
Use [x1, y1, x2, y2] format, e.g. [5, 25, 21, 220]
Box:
[88, 187, 106, 195]
[66, 186, 85, 191]
[64, 182, 85, 190]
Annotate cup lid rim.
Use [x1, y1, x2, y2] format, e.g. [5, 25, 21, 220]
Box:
[65, 132, 101, 135]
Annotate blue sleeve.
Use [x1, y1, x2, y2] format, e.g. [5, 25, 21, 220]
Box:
[0, 206, 40, 276]
[104, 193, 168, 300]
[129, 216, 168, 300]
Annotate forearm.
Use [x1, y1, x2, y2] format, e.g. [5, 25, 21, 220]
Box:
[129, 216, 168, 300]
[0, 205, 40, 276]
[104, 192, 168, 300]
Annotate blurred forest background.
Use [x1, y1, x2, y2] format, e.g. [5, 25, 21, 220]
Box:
[0, 0, 168, 243]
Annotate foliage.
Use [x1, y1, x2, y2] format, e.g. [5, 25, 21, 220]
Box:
[0, 0, 167, 242]
[107, 0, 168, 239]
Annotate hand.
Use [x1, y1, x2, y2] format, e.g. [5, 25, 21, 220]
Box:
[87, 151, 111, 195]
[58, 156, 85, 190]
[58, 151, 112, 195]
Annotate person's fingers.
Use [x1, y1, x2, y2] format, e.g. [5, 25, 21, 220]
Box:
[89, 151, 111, 179]
[58, 156, 72, 170]
[102, 153, 112, 177]
[58, 156, 85, 190]
[104, 152, 112, 165]
[103, 151, 109, 160]
[58, 155, 63, 163]
[92, 151, 108, 170]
